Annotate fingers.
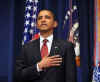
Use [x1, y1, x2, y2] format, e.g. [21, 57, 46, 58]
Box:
[49, 55, 62, 62]
[43, 55, 61, 59]
[40, 55, 63, 69]
[51, 59, 62, 63]
[50, 63, 61, 66]
[49, 55, 61, 59]
[50, 59, 62, 66]
[51, 57, 62, 61]
[48, 55, 62, 66]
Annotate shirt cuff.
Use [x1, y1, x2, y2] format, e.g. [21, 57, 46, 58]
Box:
[37, 63, 43, 72]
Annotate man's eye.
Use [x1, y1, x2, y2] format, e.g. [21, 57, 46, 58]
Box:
[38, 17, 42, 20]
[45, 16, 51, 19]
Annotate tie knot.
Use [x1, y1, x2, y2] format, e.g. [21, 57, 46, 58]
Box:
[43, 39, 48, 44]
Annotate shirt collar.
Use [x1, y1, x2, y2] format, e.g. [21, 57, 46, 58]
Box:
[40, 34, 53, 43]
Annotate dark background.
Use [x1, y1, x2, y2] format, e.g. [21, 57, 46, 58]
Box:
[0, 0, 94, 82]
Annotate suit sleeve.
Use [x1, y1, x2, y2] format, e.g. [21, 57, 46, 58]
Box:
[15, 45, 40, 81]
[64, 43, 77, 82]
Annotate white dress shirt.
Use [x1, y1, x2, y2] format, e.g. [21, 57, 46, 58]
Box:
[37, 34, 53, 72]
[40, 34, 53, 54]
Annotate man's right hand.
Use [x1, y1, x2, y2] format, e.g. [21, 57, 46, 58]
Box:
[38, 55, 62, 70]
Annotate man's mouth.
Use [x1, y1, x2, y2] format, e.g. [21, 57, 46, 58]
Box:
[41, 24, 47, 26]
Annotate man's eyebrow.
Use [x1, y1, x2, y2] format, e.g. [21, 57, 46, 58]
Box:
[38, 15, 51, 18]
[38, 16, 42, 17]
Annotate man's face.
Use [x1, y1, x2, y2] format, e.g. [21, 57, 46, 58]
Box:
[37, 10, 57, 32]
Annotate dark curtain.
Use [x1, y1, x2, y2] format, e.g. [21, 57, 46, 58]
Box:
[12, 0, 24, 82]
[80, 0, 94, 82]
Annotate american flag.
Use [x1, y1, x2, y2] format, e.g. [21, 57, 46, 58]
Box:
[63, 0, 80, 63]
[63, 0, 81, 82]
[93, 63, 100, 82]
[22, 0, 40, 45]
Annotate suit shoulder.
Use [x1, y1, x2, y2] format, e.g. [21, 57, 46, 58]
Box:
[56, 39, 74, 48]
[22, 39, 39, 49]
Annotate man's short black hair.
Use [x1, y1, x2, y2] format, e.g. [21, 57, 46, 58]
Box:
[38, 9, 57, 21]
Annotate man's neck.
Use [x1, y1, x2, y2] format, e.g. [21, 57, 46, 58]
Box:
[40, 30, 53, 38]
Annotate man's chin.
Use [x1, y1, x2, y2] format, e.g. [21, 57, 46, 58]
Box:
[40, 29, 48, 32]
[39, 27, 49, 31]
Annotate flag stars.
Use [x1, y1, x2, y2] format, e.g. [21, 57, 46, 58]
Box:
[27, 5, 31, 10]
[65, 15, 68, 20]
[67, 11, 71, 16]
[30, 29, 33, 34]
[33, 6, 37, 11]
[26, 13, 31, 18]
[23, 0, 39, 45]
[29, 0, 33, 3]
[31, 22, 35, 27]
[25, 20, 30, 25]
[75, 33, 79, 37]
[72, 22, 79, 32]
[24, 28, 28, 33]
[34, 0, 38, 3]
[73, 22, 79, 29]
[32, 14, 36, 19]
[73, 5, 77, 10]
[24, 36, 27, 41]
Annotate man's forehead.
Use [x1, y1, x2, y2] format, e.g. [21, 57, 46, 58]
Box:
[38, 10, 54, 16]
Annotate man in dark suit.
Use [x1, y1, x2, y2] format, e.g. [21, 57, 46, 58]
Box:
[15, 9, 76, 82]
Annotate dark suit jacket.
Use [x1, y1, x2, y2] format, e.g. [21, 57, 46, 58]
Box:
[15, 37, 76, 82]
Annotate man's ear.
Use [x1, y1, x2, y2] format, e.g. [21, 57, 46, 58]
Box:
[53, 21, 58, 28]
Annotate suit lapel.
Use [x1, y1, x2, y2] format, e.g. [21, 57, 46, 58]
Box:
[49, 37, 58, 56]
[50, 37, 63, 57]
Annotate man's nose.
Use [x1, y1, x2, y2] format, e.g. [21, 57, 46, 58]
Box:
[41, 17, 46, 22]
